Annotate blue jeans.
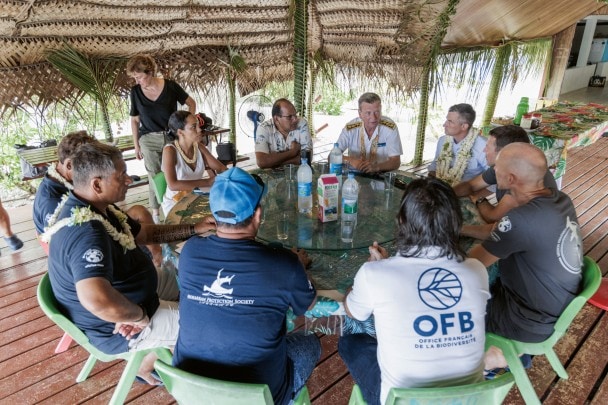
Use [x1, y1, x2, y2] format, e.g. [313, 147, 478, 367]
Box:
[339, 334, 381, 405]
[286, 332, 321, 399]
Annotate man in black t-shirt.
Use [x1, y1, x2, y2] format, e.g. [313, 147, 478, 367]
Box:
[454, 125, 556, 223]
[469, 143, 583, 371]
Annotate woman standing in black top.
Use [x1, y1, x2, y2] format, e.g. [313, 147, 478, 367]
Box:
[126, 54, 196, 222]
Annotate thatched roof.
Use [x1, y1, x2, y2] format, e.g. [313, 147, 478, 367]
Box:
[0, 0, 606, 110]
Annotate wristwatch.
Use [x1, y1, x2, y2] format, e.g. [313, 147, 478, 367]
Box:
[475, 196, 487, 206]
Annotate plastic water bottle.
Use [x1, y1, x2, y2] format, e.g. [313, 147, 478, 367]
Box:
[297, 215, 313, 248]
[342, 172, 359, 225]
[297, 158, 313, 214]
[329, 143, 343, 181]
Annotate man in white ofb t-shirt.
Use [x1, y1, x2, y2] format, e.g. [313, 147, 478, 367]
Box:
[340, 177, 490, 405]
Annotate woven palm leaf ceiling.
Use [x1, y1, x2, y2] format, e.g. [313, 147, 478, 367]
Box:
[0, 0, 605, 109]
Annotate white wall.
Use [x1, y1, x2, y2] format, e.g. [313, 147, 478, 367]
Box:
[561, 64, 597, 94]
[595, 61, 608, 76]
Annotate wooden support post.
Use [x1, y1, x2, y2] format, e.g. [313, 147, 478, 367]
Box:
[542, 24, 577, 101]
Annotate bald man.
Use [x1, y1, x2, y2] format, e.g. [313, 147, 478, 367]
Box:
[468, 143, 583, 371]
[455, 125, 557, 224]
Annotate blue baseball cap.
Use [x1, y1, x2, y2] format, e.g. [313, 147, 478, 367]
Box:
[210, 167, 266, 224]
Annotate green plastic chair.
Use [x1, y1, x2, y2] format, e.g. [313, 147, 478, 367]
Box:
[154, 349, 311, 405]
[152, 171, 167, 204]
[37, 273, 172, 405]
[348, 372, 514, 404]
[486, 256, 602, 405]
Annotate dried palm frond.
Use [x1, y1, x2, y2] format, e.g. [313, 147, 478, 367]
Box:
[292, 0, 309, 116]
[222, 46, 249, 144]
[46, 44, 125, 141]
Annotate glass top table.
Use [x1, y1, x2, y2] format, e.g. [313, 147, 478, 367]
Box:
[164, 169, 489, 335]
[165, 170, 413, 290]
[255, 171, 404, 251]
[165, 171, 407, 252]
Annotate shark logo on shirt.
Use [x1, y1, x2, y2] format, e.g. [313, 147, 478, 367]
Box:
[203, 269, 235, 298]
[557, 216, 583, 274]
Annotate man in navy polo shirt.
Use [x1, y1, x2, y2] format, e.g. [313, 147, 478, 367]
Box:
[33, 131, 97, 235]
[33, 131, 163, 269]
[175, 167, 320, 405]
[45, 142, 216, 384]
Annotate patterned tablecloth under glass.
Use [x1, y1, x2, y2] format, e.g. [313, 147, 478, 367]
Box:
[528, 101, 608, 185]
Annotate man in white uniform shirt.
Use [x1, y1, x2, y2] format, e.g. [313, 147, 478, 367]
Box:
[333, 92, 402, 173]
[255, 98, 312, 169]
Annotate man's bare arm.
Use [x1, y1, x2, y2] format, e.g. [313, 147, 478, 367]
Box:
[454, 174, 489, 197]
[255, 146, 300, 169]
[477, 194, 518, 223]
[461, 223, 495, 240]
[76, 277, 144, 323]
[468, 244, 499, 268]
[136, 216, 216, 244]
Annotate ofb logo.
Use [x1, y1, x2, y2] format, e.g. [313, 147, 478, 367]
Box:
[418, 268, 462, 310]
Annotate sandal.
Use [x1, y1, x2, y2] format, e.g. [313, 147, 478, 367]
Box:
[135, 370, 164, 386]
[484, 354, 533, 380]
[484, 367, 509, 380]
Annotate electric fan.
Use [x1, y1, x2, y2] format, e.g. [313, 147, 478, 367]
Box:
[237, 94, 272, 141]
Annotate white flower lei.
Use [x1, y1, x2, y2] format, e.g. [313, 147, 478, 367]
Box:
[40, 196, 136, 251]
[46, 163, 73, 190]
[436, 128, 478, 185]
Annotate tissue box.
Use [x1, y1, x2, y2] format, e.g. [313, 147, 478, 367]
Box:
[317, 174, 339, 222]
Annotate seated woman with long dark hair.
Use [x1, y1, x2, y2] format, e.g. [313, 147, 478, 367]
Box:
[161, 111, 227, 216]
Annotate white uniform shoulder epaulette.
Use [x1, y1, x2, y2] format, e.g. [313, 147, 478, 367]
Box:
[345, 121, 362, 131]
[380, 119, 396, 130]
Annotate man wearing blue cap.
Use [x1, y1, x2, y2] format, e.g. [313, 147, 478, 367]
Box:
[175, 167, 320, 405]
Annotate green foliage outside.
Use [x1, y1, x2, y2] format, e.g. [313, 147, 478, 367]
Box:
[0, 95, 128, 193]
[262, 79, 349, 116]
[262, 81, 294, 102]
[314, 83, 349, 115]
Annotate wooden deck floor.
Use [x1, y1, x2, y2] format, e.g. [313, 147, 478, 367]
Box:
[0, 138, 607, 404]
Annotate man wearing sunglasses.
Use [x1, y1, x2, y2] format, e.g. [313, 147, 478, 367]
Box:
[176, 167, 320, 405]
[255, 98, 313, 169]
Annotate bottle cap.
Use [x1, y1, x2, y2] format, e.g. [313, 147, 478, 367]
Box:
[301, 158, 308, 164]
[348, 172, 355, 179]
